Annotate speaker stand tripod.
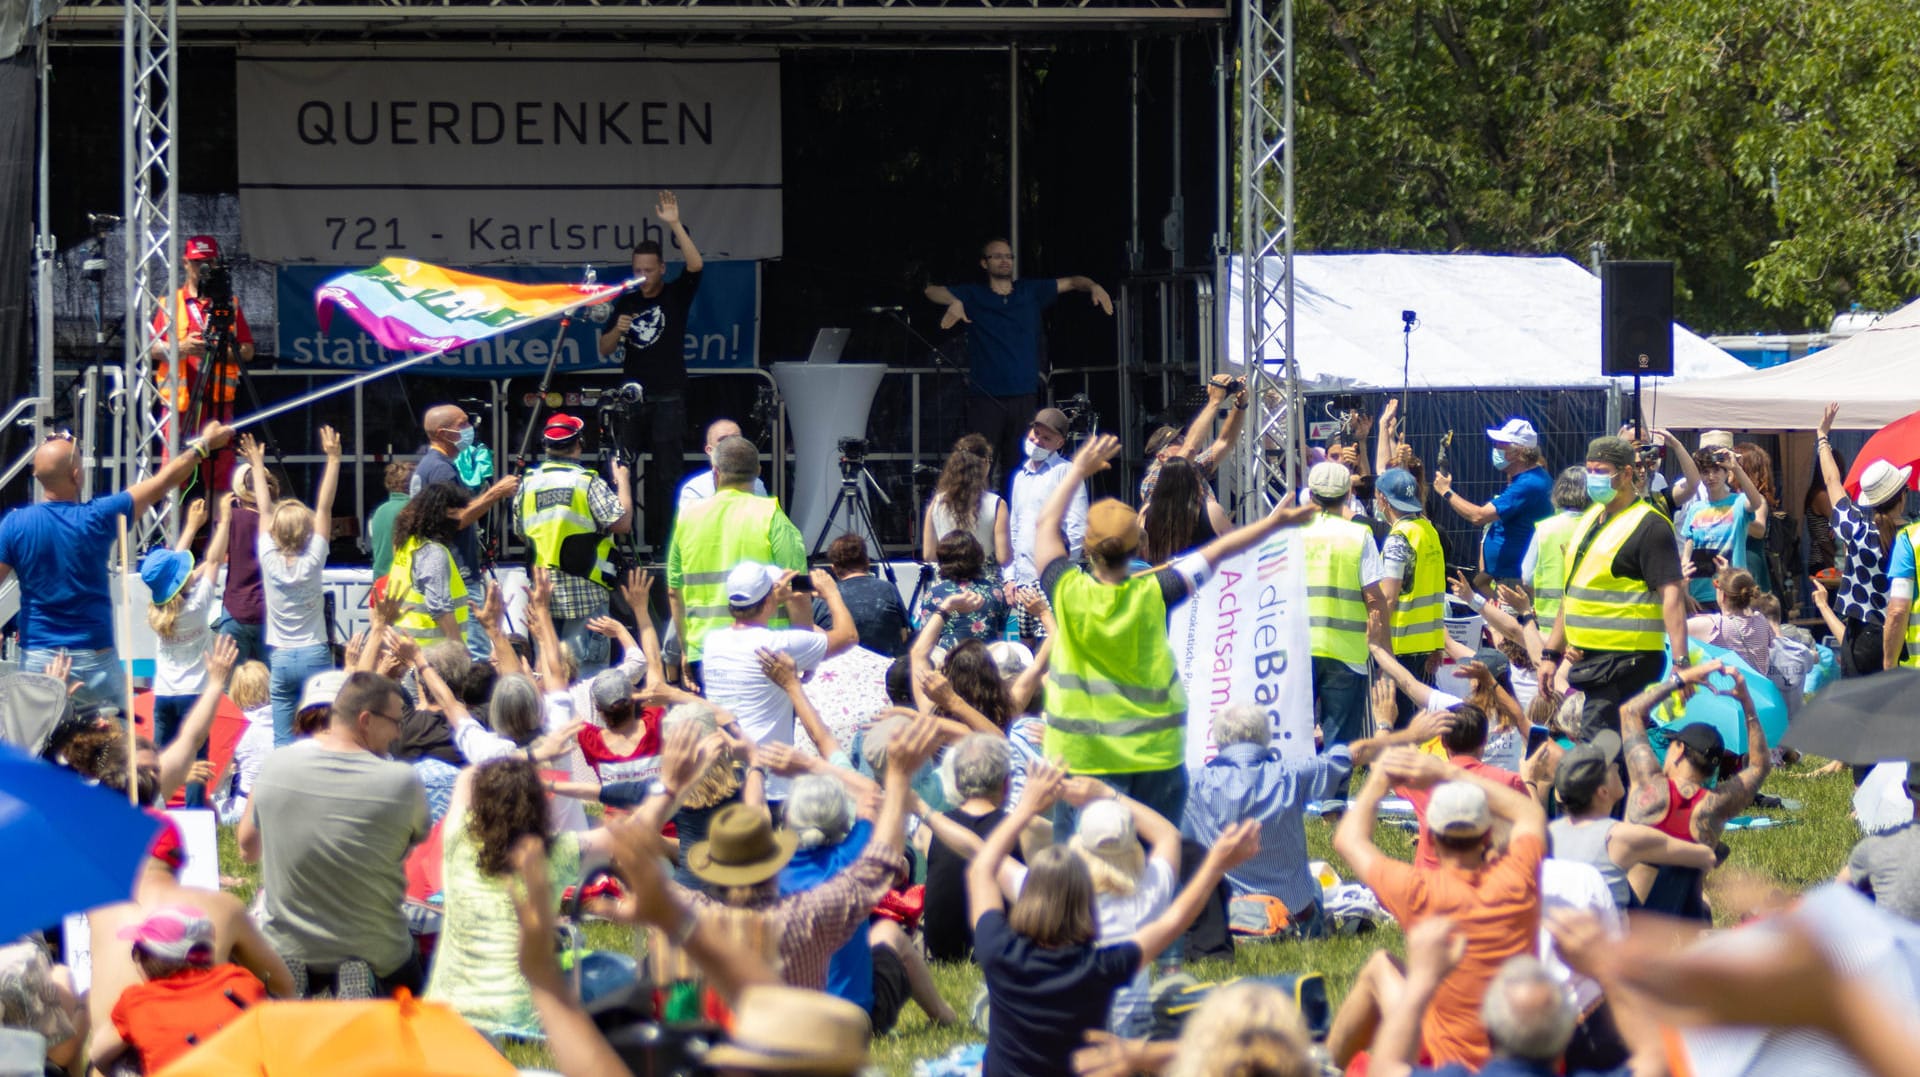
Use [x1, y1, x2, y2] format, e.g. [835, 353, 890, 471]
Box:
[810, 460, 897, 587]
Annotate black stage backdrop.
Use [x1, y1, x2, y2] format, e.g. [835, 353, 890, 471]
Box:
[0, 51, 34, 491]
[40, 39, 1217, 550]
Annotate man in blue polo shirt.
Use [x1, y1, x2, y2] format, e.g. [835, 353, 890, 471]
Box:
[0, 421, 234, 717]
[924, 238, 1112, 475]
[1432, 418, 1555, 582]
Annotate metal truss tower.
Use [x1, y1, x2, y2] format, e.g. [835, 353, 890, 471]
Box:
[122, 0, 179, 544]
[1236, 0, 1300, 511]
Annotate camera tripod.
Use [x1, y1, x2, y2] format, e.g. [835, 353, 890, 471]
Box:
[811, 457, 897, 586]
[183, 303, 286, 495]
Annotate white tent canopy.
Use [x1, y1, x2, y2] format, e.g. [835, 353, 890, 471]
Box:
[1647, 298, 1920, 431]
[1225, 252, 1748, 389]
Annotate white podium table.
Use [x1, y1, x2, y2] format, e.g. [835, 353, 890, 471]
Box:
[770, 362, 887, 556]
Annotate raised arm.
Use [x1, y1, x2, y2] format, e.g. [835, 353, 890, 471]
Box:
[1348, 707, 1455, 768]
[1810, 584, 1847, 644]
[1725, 451, 1767, 536]
[969, 761, 1064, 928]
[1381, 745, 1545, 845]
[1056, 274, 1114, 315]
[619, 568, 666, 687]
[1367, 918, 1466, 1077]
[1618, 661, 1722, 825]
[313, 426, 342, 538]
[1037, 435, 1117, 570]
[1373, 398, 1400, 476]
[759, 647, 840, 759]
[200, 496, 234, 573]
[1654, 427, 1702, 506]
[242, 434, 272, 516]
[809, 568, 859, 656]
[173, 497, 208, 553]
[1194, 496, 1317, 570]
[1815, 403, 1850, 509]
[130, 421, 234, 514]
[527, 567, 571, 688]
[1178, 379, 1231, 457]
[1127, 820, 1259, 969]
[1208, 388, 1250, 461]
[156, 635, 238, 800]
[1692, 671, 1772, 844]
[1368, 642, 1437, 710]
[654, 190, 703, 274]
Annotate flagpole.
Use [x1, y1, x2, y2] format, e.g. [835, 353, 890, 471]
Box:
[226, 276, 640, 435]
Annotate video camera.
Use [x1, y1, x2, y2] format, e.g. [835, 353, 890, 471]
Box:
[837, 436, 869, 463]
[197, 257, 237, 332]
[1058, 393, 1096, 435]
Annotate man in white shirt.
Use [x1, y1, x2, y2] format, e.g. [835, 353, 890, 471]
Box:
[677, 418, 769, 511]
[1006, 407, 1087, 645]
[700, 561, 858, 802]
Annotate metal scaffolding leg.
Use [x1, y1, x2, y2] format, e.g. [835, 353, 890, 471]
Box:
[1236, 0, 1299, 516]
[123, 0, 178, 544]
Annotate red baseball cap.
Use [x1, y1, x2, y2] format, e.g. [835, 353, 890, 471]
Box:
[145, 809, 186, 872]
[543, 413, 585, 444]
[184, 235, 220, 261]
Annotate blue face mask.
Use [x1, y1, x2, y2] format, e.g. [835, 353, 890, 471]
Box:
[456, 426, 475, 449]
[1586, 471, 1618, 504]
[1491, 448, 1508, 470]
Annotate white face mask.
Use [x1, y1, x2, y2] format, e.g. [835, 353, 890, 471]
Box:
[1025, 436, 1053, 463]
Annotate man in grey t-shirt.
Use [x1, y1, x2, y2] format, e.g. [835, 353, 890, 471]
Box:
[1843, 775, 1920, 923]
[239, 671, 427, 995]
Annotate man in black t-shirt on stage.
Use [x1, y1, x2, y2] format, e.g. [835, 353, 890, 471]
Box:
[599, 190, 705, 553]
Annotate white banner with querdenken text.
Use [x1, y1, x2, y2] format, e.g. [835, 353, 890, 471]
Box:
[236, 46, 782, 265]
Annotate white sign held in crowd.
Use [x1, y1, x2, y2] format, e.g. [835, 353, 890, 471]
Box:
[236, 45, 783, 265]
[1169, 526, 1315, 768]
[63, 809, 220, 995]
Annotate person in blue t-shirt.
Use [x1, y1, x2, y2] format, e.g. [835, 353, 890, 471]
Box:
[1677, 445, 1766, 609]
[0, 421, 234, 717]
[923, 239, 1113, 476]
[1433, 418, 1555, 582]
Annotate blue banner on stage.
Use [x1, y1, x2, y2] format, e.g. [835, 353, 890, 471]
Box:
[275, 261, 757, 376]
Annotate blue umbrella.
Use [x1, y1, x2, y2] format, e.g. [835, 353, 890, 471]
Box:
[1652, 638, 1789, 754]
[0, 741, 161, 940]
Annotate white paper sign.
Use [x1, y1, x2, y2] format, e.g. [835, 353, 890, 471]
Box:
[63, 810, 220, 995]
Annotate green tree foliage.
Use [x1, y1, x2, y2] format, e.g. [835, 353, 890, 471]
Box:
[1292, 0, 1920, 330]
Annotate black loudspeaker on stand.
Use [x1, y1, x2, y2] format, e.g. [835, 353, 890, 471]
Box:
[1601, 259, 1674, 437]
[1601, 261, 1675, 377]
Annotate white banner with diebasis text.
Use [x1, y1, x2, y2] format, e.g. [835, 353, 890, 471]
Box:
[236, 46, 782, 265]
[1169, 526, 1316, 768]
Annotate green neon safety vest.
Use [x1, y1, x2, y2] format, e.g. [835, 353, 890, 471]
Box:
[668, 489, 797, 663]
[1528, 511, 1582, 624]
[1388, 516, 1446, 655]
[387, 536, 468, 640]
[1303, 512, 1371, 665]
[518, 459, 615, 590]
[1563, 500, 1669, 653]
[1901, 522, 1920, 667]
[1043, 569, 1186, 774]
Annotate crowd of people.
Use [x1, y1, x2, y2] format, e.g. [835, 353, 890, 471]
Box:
[3, 327, 1920, 1077]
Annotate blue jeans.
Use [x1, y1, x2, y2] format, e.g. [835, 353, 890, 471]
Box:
[25, 647, 125, 719]
[270, 644, 334, 746]
[216, 615, 271, 666]
[556, 613, 611, 679]
[462, 611, 493, 663]
[1312, 657, 1368, 797]
[151, 693, 209, 807]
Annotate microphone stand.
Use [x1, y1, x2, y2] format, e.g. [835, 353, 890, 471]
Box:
[880, 308, 1009, 421]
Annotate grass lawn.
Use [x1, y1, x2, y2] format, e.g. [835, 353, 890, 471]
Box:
[218, 757, 1861, 1074]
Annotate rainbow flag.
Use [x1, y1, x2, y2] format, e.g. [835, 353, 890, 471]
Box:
[314, 258, 626, 353]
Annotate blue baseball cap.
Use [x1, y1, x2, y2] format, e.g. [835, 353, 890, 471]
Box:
[1376, 468, 1424, 513]
[139, 547, 194, 605]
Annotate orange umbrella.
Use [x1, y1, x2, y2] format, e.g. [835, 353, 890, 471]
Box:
[155, 990, 520, 1077]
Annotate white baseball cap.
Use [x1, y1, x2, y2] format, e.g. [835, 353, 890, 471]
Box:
[1307, 460, 1354, 499]
[1426, 780, 1491, 838]
[1485, 418, 1539, 449]
[725, 561, 783, 606]
[1075, 797, 1137, 856]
